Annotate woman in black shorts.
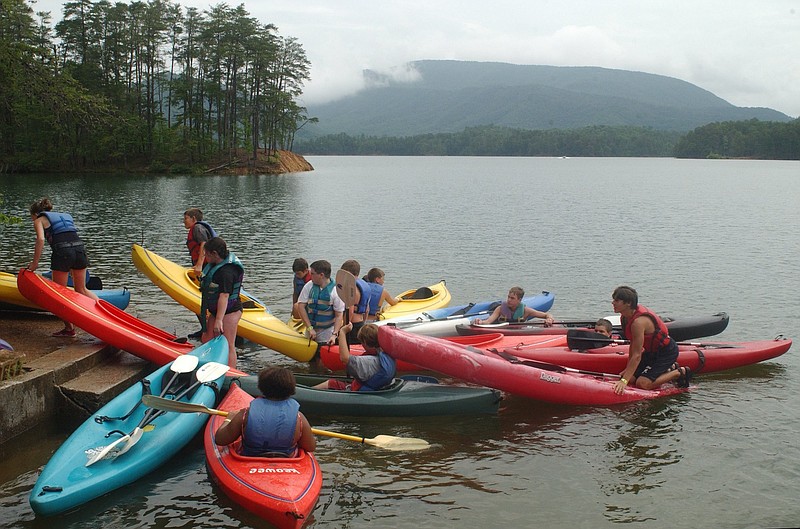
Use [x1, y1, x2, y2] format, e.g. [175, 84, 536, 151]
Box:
[28, 197, 99, 337]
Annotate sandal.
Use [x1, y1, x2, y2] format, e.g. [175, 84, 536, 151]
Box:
[676, 366, 693, 388]
[52, 328, 76, 337]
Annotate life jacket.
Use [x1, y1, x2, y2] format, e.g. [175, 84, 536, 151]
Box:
[350, 350, 396, 391]
[186, 220, 217, 265]
[623, 305, 674, 355]
[365, 282, 384, 316]
[353, 277, 372, 315]
[39, 211, 78, 246]
[307, 280, 336, 329]
[199, 252, 244, 329]
[240, 397, 300, 457]
[293, 271, 311, 298]
[497, 302, 526, 322]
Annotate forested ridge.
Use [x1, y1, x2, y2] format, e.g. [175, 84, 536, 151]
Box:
[0, 0, 313, 173]
[296, 120, 800, 159]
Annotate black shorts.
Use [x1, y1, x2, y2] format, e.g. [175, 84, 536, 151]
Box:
[51, 243, 89, 272]
[634, 341, 680, 382]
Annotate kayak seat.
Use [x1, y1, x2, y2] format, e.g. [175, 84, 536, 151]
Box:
[407, 287, 434, 300]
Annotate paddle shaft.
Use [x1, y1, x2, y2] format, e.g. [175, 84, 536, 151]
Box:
[140, 395, 430, 449]
[567, 335, 729, 347]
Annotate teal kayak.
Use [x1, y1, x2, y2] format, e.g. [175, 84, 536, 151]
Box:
[29, 336, 229, 517]
[228, 373, 502, 416]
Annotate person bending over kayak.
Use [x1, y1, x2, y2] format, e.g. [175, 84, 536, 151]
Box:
[611, 285, 691, 395]
[473, 286, 554, 325]
[215, 367, 316, 457]
[315, 323, 397, 391]
[27, 197, 99, 337]
[199, 236, 243, 368]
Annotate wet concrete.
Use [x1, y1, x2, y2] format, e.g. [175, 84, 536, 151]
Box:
[0, 313, 152, 445]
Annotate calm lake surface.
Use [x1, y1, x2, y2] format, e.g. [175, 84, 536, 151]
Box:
[1, 156, 799, 528]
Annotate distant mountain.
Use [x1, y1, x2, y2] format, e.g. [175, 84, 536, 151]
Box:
[302, 60, 791, 137]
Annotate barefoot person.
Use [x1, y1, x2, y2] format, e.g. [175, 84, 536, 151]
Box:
[27, 197, 99, 337]
[611, 285, 690, 395]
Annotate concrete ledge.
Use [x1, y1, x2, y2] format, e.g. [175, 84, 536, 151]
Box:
[0, 342, 152, 444]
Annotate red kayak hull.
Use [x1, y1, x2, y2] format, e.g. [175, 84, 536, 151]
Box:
[504, 338, 792, 374]
[17, 269, 194, 363]
[378, 326, 685, 406]
[205, 386, 322, 529]
[321, 332, 566, 371]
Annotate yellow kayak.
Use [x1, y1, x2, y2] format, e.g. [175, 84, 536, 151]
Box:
[288, 280, 452, 331]
[0, 271, 35, 309]
[131, 245, 318, 362]
[377, 280, 451, 320]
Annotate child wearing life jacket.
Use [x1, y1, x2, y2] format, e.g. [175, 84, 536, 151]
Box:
[291, 257, 311, 319]
[315, 323, 397, 392]
[473, 286, 554, 325]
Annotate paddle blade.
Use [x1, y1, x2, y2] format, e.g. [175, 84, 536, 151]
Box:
[366, 435, 430, 451]
[335, 269, 357, 307]
[85, 434, 130, 467]
[141, 394, 228, 416]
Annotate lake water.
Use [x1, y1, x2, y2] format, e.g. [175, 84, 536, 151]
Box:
[1, 156, 799, 528]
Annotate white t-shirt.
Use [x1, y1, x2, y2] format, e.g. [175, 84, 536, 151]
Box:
[298, 279, 345, 343]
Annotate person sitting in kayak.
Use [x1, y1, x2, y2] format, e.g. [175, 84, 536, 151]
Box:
[594, 318, 613, 337]
[611, 285, 691, 395]
[199, 236, 243, 368]
[215, 366, 316, 457]
[473, 287, 554, 325]
[314, 323, 397, 391]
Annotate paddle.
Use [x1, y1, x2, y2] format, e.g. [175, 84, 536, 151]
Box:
[85, 360, 226, 466]
[85, 354, 200, 466]
[491, 349, 621, 379]
[141, 395, 431, 451]
[565, 331, 738, 351]
[0, 338, 12, 351]
[335, 269, 357, 324]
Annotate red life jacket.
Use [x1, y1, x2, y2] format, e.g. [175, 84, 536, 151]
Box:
[186, 221, 216, 265]
[623, 305, 673, 354]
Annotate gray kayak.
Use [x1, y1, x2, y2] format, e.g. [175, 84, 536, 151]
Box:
[226, 374, 502, 416]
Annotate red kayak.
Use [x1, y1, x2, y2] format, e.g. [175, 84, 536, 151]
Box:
[502, 336, 793, 374]
[378, 326, 686, 406]
[17, 269, 194, 361]
[321, 332, 566, 371]
[205, 385, 322, 529]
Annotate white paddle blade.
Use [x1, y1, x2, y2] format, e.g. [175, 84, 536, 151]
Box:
[114, 427, 144, 456]
[195, 361, 230, 382]
[85, 434, 130, 467]
[171, 354, 199, 373]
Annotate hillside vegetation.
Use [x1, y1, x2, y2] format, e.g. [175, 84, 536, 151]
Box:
[303, 60, 792, 138]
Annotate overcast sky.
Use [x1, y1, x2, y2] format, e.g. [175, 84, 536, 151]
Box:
[31, 0, 800, 117]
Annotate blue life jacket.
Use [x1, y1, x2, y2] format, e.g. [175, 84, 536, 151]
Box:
[39, 211, 78, 246]
[307, 280, 336, 329]
[354, 277, 371, 315]
[293, 271, 310, 298]
[240, 397, 300, 457]
[199, 252, 244, 329]
[354, 351, 396, 391]
[498, 302, 526, 322]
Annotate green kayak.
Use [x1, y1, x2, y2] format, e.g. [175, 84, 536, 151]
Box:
[226, 374, 502, 416]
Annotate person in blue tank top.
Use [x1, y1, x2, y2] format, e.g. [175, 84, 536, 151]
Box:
[315, 323, 397, 391]
[474, 286, 555, 325]
[215, 367, 316, 457]
[27, 197, 99, 337]
[199, 237, 243, 368]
